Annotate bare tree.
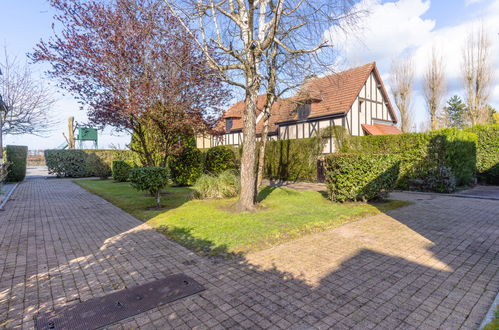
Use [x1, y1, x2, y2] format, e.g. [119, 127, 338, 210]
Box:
[165, 0, 360, 211]
[390, 57, 414, 133]
[423, 47, 446, 130]
[0, 47, 56, 136]
[462, 25, 493, 125]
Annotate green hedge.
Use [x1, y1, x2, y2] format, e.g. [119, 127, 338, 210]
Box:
[465, 124, 499, 184]
[86, 153, 111, 179]
[341, 128, 477, 191]
[325, 154, 400, 202]
[5, 145, 28, 182]
[169, 145, 204, 186]
[112, 160, 132, 182]
[45, 149, 137, 177]
[264, 138, 322, 182]
[204, 146, 237, 174]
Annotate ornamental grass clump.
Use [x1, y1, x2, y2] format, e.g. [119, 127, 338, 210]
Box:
[192, 170, 240, 199]
[129, 167, 170, 208]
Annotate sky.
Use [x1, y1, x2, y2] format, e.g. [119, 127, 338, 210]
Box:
[0, 0, 498, 149]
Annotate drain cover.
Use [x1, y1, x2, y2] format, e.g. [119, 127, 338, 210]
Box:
[35, 274, 204, 330]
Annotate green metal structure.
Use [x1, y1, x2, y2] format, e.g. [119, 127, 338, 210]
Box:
[77, 127, 98, 149]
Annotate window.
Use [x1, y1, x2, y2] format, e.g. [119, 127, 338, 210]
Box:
[226, 118, 233, 132]
[297, 103, 311, 120]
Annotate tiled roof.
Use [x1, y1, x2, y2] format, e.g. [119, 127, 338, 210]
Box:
[215, 62, 396, 135]
[361, 123, 402, 135]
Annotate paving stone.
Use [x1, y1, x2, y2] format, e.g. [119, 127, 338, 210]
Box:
[0, 178, 497, 329]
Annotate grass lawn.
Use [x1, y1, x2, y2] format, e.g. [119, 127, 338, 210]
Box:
[484, 305, 498, 330]
[75, 179, 410, 256]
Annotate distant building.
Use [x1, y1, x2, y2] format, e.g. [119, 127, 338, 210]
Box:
[197, 62, 402, 152]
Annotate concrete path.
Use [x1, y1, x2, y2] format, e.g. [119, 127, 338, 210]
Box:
[0, 178, 498, 329]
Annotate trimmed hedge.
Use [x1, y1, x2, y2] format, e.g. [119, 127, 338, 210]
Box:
[45, 149, 137, 178]
[204, 146, 236, 174]
[86, 153, 111, 179]
[5, 145, 28, 182]
[44, 150, 88, 177]
[465, 124, 499, 184]
[169, 145, 204, 186]
[325, 154, 400, 202]
[112, 160, 132, 182]
[341, 128, 477, 191]
[264, 138, 322, 182]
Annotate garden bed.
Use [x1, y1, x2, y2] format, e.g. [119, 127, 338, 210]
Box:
[75, 179, 410, 256]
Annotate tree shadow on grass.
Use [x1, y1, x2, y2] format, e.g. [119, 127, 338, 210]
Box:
[155, 225, 244, 260]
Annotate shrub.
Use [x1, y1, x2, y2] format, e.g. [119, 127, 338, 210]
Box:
[86, 153, 111, 179]
[341, 128, 477, 191]
[465, 124, 499, 184]
[45, 149, 137, 177]
[264, 138, 323, 182]
[325, 154, 400, 202]
[204, 146, 236, 174]
[169, 145, 203, 186]
[408, 165, 456, 193]
[0, 163, 9, 185]
[192, 170, 240, 199]
[129, 167, 170, 208]
[45, 149, 89, 177]
[5, 145, 28, 182]
[112, 160, 132, 182]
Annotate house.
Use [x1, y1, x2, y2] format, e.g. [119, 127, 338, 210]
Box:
[196, 62, 402, 152]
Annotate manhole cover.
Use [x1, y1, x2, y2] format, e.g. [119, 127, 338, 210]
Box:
[35, 274, 204, 330]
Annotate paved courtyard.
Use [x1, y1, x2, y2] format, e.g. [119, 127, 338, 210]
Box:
[0, 178, 498, 329]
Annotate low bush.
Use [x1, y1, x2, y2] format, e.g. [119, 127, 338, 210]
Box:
[341, 128, 477, 191]
[5, 145, 28, 182]
[465, 124, 499, 184]
[169, 145, 203, 186]
[0, 163, 9, 185]
[86, 153, 111, 179]
[204, 146, 236, 174]
[112, 160, 132, 182]
[129, 167, 170, 208]
[192, 170, 240, 199]
[325, 154, 400, 202]
[407, 165, 456, 193]
[45, 149, 89, 177]
[45, 149, 137, 177]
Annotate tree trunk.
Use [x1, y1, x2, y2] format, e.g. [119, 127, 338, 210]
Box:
[155, 190, 161, 208]
[256, 115, 269, 189]
[237, 84, 259, 211]
[256, 94, 274, 190]
[431, 111, 437, 130]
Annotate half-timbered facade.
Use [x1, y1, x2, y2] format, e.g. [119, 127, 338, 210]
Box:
[198, 62, 402, 153]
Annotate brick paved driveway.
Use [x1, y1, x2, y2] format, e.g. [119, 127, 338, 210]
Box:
[0, 178, 498, 329]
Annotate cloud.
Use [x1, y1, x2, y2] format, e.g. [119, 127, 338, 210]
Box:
[465, 0, 486, 6]
[328, 0, 499, 126]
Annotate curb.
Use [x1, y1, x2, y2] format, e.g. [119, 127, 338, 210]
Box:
[479, 291, 499, 329]
[394, 190, 499, 201]
[0, 183, 19, 210]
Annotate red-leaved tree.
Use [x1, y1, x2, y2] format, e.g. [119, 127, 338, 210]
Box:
[31, 0, 228, 166]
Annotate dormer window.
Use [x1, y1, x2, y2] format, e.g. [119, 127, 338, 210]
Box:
[226, 118, 233, 132]
[297, 103, 311, 121]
